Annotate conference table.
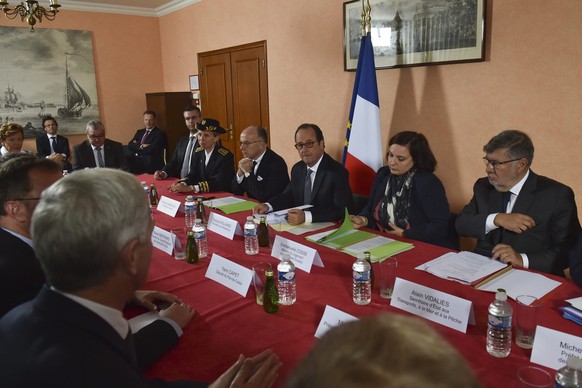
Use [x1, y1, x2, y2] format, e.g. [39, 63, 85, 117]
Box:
[136, 175, 582, 387]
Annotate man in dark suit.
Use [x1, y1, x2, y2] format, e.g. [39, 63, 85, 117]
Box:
[128, 110, 167, 174]
[155, 105, 201, 180]
[254, 123, 353, 225]
[72, 119, 129, 171]
[231, 125, 289, 202]
[0, 168, 280, 386]
[169, 118, 234, 194]
[0, 154, 196, 370]
[35, 116, 72, 171]
[456, 130, 580, 275]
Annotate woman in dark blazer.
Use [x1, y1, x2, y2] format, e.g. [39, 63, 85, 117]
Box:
[351, 131, 456, 249]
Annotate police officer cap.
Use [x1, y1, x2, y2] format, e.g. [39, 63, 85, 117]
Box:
[196, 118, 226, 134]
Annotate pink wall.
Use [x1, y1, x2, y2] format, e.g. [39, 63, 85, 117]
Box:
[0, 9, 165, 150]
[3, 0, 581, 215]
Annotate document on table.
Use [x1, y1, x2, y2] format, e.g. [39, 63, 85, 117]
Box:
[566, 296, 582, 311]
[416, 251, 508, 285]
[475, 268, 562, 300]
[205, 196, 257, 214]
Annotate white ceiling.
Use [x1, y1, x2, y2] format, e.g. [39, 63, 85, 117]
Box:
[59, 0, 201, 17]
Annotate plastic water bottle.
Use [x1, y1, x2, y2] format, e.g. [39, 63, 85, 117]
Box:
[352, 253, 371, 305]
[184, 195, 196, 228]
[277, 253, 296, 305]
[486, 288, 513, 358]
[193, 218, 208, 259]
[555, 356, 582, 387]
[244, 216, 259, 255]
[141, 181, 151, 210]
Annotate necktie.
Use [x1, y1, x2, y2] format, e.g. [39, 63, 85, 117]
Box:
[304, 168, 313, 205]
[95, 147, 105, 168]
[502, 191, 512, 213]
[180, 137, 195, 178]
[140, 130, 151, 144]
[50, 137, 57, 153]
[251, 160, 257, 176]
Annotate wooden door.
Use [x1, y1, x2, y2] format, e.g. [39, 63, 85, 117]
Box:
[198, 41, 269, 164]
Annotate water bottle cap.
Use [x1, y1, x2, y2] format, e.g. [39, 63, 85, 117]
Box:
[186, 195, 194, 201]
[281, 253, 290, 260]
[495, 288, 507, 301]
[195, 218, 201, 223]
[247, 216, 254, 221]
[567, 355, 582, 369]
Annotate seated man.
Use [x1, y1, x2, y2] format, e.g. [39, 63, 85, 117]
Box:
[128, 110, 167, 174]
[456, 130, 580, 275]
[0, 154, 193, 370]
[35, 116, 71, 171]
[73, 119, 129, 171]
[231, 125, 289, 202]
[169, 118, 234, 194]
[286, 314, 478, 387]
[0, 168, 280, 386]
[154, 105, 202, 180]
[254, 123, 353, 225]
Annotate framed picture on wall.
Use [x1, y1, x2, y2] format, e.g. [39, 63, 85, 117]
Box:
[343, 0, 486, 71]
[189, 75, 199, 90]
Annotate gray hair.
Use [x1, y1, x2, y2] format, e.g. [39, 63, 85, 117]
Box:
[85, 119, 105, 133]
[483, 130, 534, 166]
[31, 168, 151, 292]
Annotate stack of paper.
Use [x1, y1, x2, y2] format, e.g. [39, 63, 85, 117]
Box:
[416, 251, 508, 285]
[560, 297, 582, 325]
[206, 196, 257, 214]
[475, 269, 562, 300]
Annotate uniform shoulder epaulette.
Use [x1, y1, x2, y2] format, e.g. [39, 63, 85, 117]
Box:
[195, 146, 204, 152]
[217, 147, 229, 156]
[199, 181, 209, 193]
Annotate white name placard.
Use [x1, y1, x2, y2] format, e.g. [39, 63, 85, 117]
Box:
[314, 305, 358, 338]
[151, 226, 174, 255]
[207, 212, 242, 240]
[271, 235, 324, 273]
[205, 254, 253, 297]
[530, 326, 582, 370]
[390, 278, 474, 333]
[156, 196, 181, 217]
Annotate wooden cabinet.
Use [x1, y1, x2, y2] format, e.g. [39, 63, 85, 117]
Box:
[145, 92, 193, 158]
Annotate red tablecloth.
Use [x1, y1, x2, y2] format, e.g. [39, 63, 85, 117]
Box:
[138, 175, 582, 387]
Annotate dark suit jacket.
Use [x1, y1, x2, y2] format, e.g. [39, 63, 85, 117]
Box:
[360, 167, 456, 249]
[73, 139, 129, 171]
[0, 228, 179, 370]
[128, 127, 167, 173]
[184, 146, 234, 193]
[456, 171, 581, 275]
[36, 134, 72, 170]
[0, 229, 44, 317]
[269, 153, 353, 222]
[230, 148, 289, 202]
[162, 135, 199, 179]
[0, 287, 204, 387]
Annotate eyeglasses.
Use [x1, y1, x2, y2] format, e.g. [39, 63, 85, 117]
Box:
[240, 140, 262, 148]
[88, 135, 105, 140]
[482, 157, 522, 169]
[294, 140, 317, 150]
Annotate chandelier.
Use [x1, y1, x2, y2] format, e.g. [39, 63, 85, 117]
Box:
[0, 1, 62, 31]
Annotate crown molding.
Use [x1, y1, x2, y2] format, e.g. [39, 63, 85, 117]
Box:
[59, 0, 201, 17]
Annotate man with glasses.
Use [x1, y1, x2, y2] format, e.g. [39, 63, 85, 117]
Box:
[35, 116, 71, 171]
[456, 130, 580, 275]
[231, 125, 289, 202]
[254, 123, 353, 225]
[154, 105, 201, 180]
[72, 119, 128, 171]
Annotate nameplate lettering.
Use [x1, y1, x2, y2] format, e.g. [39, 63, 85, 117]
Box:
[151, 226, 173, 255]
[530, 326, 582, 370]
[271, 235, 324, 273]
[205, 254, 253, 297]
[157, 196, 181, 217]
[390, 278, 475, 333]
[207, 212, 242, 240]
[314, 305, 358, 338]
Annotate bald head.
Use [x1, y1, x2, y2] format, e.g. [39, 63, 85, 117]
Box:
[240, 125, 267, 160]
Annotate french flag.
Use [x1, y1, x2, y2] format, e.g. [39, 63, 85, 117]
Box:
[342, 32, 383, 197]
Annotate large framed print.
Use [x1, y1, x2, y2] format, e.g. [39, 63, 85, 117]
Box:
[343, 0, 486, 71]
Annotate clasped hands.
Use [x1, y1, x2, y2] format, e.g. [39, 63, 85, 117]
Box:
[130, 290, 194, 328]
[252, 204, 305, 225]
